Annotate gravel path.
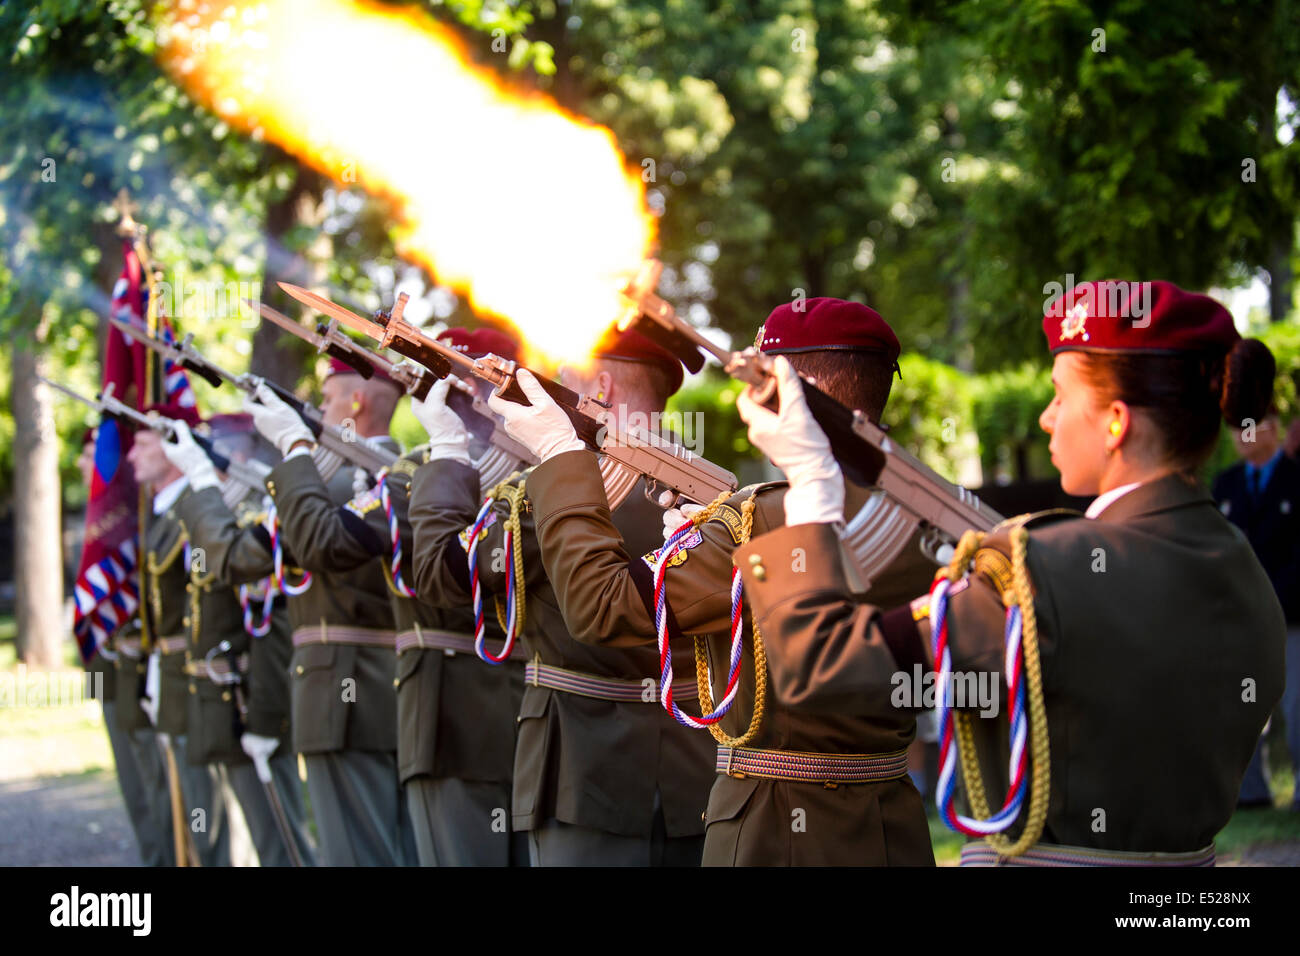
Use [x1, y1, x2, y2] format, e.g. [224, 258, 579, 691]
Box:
[0, 770, 140, 866]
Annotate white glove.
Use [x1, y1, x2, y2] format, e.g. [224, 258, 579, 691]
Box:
[240, 732, 281, 784]
[736, 355, 845, 526]
[486, 369, 585, 463]
[244, 382, 313, 457]
[662, 502, 703, 542]
[411, 378, 471, 466]
[139, 650, 161, 726]
[161, 420, 219, 492]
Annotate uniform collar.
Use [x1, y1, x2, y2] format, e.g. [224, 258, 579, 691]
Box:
[1091, 472, 1211, 524]
[152, 476, 189, 515]
[1085, 481, 1142, 519]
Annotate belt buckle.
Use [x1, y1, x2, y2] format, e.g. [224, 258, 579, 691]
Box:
[725, 747, 746, 779]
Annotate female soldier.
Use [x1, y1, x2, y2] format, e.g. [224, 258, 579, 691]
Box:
[733, 280, 1285, 865]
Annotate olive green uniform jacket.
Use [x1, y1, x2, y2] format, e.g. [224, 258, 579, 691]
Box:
[737, 474, 1287, 853]
[176, 459, 398, 756]
[408, 457, 717, 839]
[178, 490, 294, 764]
[269, 450, 521, 787]
[524, 449, 938, 866]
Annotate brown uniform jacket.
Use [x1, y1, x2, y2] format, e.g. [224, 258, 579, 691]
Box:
[737, 473, 1286, 853]
[408, 457, 717, 839]
[523, 449, 938, 865]
[270, 449, 521, 786]
[176, 457, 398, 755]
[179, 489, 294, 756]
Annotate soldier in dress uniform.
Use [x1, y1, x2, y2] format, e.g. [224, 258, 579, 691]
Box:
[487, 300, 938, 866]
[78, 428, 176, 867]
[171, 363, 413, 866]
[408, 328, 718, 866]
[125, 404, 233, 867]
[247, 332, 526, 866]
[734, 280, 1286, 865]
[163, 413, 316, 866]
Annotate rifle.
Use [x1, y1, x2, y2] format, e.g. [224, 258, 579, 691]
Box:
[41, 377, 271, 493]
[614, 260, 1002, 577]
[252, 300, 536, 489]
[108, 317, 395, 476]
[277, 282, 738, 509]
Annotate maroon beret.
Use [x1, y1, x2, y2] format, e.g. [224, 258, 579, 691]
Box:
[143, 402, 202, 429]
[1043, 280, 1239, 355]
[437, 326, 521, 364]
[592, 325, 685, 394]
[758, 297, 900, 362]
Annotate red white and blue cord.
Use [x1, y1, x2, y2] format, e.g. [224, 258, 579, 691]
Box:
[466, 497, 519, 665]
[269, 505, 312, 596]
[929, 575, 1028, 835]
[380, 478, 418, 598]
[238, 581, 276, 637]
[654, 518, 744, 728]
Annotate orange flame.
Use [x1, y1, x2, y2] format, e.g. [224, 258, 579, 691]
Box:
[158, 0, 656, 364]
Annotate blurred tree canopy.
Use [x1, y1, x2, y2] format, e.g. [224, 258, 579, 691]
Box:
[1, 0, 1298, 505]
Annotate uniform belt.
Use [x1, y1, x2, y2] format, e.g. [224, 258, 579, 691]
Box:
[395, 627, 528, 662]
[524, 661, 699, 703]
[716, 746, 910, 784]
[184, 653, 250, 682]
[959, 841, 1216, 868]
[155, 636, 187, 656]
[292, 624, 397, 650]
[116, 636, 143, 659]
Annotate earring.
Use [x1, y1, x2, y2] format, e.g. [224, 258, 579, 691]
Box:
[1109, 421, 1122, 436]
[597, 392, 605, 401]
[352, 400, 361, 412]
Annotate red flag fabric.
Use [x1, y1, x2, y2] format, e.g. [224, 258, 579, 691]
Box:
[72, 240, 196, 663]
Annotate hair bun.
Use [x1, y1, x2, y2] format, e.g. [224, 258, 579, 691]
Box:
[1221, 338, 1276, 427]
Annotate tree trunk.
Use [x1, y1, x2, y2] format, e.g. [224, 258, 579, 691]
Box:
[10, 313, 65, 669]
[1267, 232, 1294, 322]
[251, 163, 330, 388]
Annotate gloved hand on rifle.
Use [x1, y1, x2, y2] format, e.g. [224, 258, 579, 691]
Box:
[161, 420, 220, 492]
[487, 369, 585, 463]
[662, 503, 703, 542]
[411, 378, 471, 466]
[736, 356, 845, 527]
[245, 382, 313, 457]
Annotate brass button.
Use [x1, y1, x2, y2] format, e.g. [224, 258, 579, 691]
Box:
[747, 554, 766, 581]
[188, 683, 196, 695]
[266, 479, 277, 494]
[295, 665, 305, 676]
[221, 690, 231, 702]
[182, 617, 190, 627]
[392, 678, 399, 689]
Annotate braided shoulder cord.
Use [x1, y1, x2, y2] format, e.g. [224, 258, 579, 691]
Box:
[467, 474, 528, 664]
[654, 488, 767, 748]
[932, 522, 1051, 858]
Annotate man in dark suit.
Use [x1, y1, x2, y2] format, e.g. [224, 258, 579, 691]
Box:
[1213, 410, 1300, 810]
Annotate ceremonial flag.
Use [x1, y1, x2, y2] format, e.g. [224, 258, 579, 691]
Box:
[72, 240, 196, 663]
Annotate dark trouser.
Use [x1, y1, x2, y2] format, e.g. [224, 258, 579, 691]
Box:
[304, 750, 416, 866]
[224, 756, 317, 867]
[527, 793, 704, 867]
[406, 776, 522, 866]
[170, 734, 230, 867]
[103, 701, 175, 867]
